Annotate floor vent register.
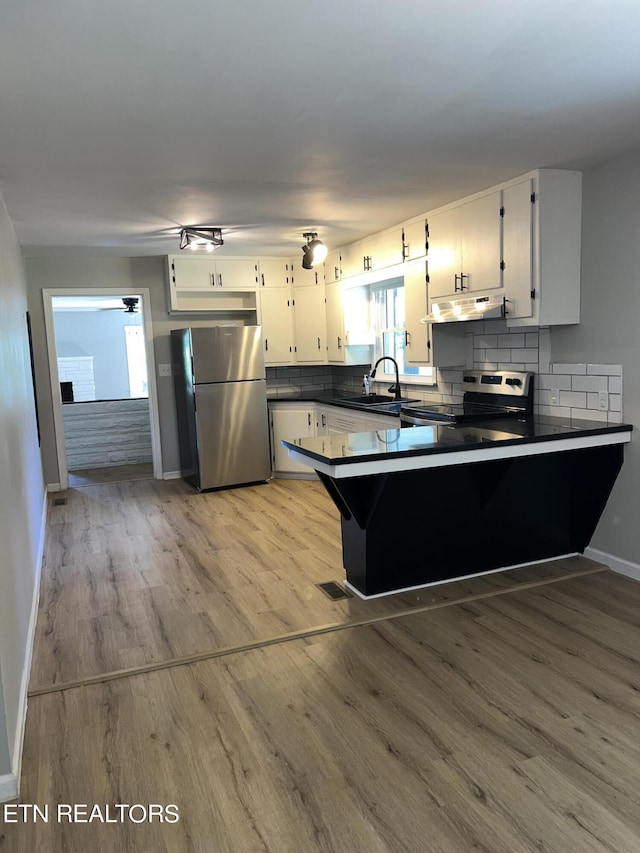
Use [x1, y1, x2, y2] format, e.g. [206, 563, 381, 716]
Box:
[316, 581, 353, 601]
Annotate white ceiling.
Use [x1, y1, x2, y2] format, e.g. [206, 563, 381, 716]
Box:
[2, 0, 640, 258]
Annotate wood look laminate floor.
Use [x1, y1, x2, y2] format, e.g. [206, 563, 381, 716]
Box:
[32, 477, 604, 692]
[5, 477, 640, 851]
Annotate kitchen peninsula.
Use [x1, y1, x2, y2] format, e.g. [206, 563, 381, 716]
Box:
[282, 417, 632, 597]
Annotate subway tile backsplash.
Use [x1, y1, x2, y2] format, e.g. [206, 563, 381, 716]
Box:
[470, 321, 623, 424]
[267, 326, 624, 424]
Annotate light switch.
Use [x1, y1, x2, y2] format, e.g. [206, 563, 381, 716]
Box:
[158, 363, 172, 377]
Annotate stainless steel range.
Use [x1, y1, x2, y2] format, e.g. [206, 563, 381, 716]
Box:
[400, 369, 534, 427]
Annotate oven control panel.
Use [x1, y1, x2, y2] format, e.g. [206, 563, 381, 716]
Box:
[462, 370, 532, 397]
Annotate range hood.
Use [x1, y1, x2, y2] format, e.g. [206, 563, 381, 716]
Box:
[420, 294, 506, 324]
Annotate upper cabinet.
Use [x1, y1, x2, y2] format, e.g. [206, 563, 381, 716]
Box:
[291, 258, 322, 287]
[427, 191, 503, 301]
[256, 259, 291, 288]
[324, 248, 342, 284]
[401, 218, 428, 262]
[166, 255, 258, 313]
[502, 170, 582, 327]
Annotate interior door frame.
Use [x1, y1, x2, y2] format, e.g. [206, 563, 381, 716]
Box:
[42, 287, 163, 489]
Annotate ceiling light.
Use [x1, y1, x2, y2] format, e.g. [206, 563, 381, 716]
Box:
[179, 227, 224, 252]
[301, 232, 328, 269]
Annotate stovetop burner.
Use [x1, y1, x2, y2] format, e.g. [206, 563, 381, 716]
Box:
[400, 370, 534, 426]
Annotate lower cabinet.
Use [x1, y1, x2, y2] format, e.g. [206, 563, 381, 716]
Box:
[268, 403, 317, 476]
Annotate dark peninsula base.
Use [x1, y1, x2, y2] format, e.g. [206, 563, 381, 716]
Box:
[317, 444, 624, 597]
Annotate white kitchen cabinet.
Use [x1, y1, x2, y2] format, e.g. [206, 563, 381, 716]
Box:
[292, 286, 326, 363]
[427, 191, 503, 300]
[213, 258, 259, 289]
[402, 218, 427, 262]
[257, 258, 291, 288]
[324, 249, 342, 284]
[340, 241, 365, 279]
[268, 403, 317, 476]
[404, 261, 431, 366]
[503, 169, 582, 327]
[325, 281, 345, 362]
[168, 256, 257, 290]
[360, 228, 404, 273]
[291, 259, 322, 288]
[258, 288, 293, 365]
[166, 256, 259, 313]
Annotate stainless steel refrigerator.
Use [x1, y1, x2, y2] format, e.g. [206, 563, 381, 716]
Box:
[171, 326, 270, 491]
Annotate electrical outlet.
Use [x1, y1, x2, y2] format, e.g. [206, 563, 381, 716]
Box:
[158, 363, 172, 377]
[598, 391, 608, 410]
[550, 390, 558, 406]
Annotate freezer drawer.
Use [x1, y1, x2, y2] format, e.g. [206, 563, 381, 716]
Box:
[194, 379, 270, 489]
[190, 326, 265, 384]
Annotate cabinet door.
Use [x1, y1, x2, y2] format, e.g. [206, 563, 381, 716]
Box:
[257, 259, 290, 288]
[292, 260, 322, 288]
[369, 228, 404, 271]
[315, 406, 329, 435]
[502, 179, 534, 320]
[404, 262, 431, 366]
[426, 207, 461, 299]
[214, 258, 259, 289]
[170, 257, 217, 290]
[325, 281, 345, 362]
[340, 241, 365, 279]
[323, 249, 342, 284]
[270, 407, 315, 473]
[459, 191, 503, 293]
[259, 289, 293, 365]
[293, 286, 326, 363]
[402, 219, 428, 262]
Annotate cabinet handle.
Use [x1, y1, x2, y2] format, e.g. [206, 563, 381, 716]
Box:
[402, 230, 409, 261]
[337, 336, 342, 349]
[261, 274, 265, 286]
[363, 255, 372, 271]
[405, 330, 410, 346]
[460, 273, 468, 291]
[334, 266, 340, 280]
[265, 339, 269, 351]
[322, 414, 326, 427]
[210, 273, 215, 288]
[454, 273, 460, 292]
[218, 273, 223, 287]
[308, 413, 311, 426]
[317, 337, 321, 350]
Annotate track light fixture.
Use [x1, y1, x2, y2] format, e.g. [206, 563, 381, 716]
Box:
[301, 232, 328, 269]
[179, 227, 224, 252]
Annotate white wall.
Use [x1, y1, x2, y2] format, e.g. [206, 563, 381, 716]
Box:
[53, 308, 143, 400]
[0, 195, 46, 796]
[552, 149, 640, 566]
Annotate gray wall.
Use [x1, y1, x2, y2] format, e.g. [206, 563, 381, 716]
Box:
[25, 256, 256, 484]
[552, 149, 640, 563]
[53, 308, 143, 400]
[0, 195, 46, 782]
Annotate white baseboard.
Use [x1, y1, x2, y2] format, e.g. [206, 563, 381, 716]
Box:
[46, 482, 63, 492]
[9, 488, 47, 795]
[162, 471, 183, 480]
[584, 547, 640, 582]
[0, 773, 18, 803]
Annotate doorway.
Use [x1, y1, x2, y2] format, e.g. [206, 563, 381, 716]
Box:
[43, 288, 163, 490]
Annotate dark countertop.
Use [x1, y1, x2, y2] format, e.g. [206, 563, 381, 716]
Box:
[267, 390, 419, 417]
[281, 415, 633, 469]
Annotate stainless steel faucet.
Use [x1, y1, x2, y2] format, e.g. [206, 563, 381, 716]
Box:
[370, 356, 401, 401]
